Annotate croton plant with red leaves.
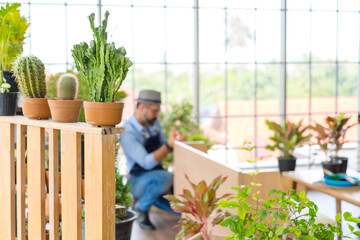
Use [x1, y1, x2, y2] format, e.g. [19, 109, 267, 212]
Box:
[165, 174, 231, 240]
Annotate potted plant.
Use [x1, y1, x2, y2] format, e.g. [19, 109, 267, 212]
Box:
[164, 174, 231, 240]
[47, 70, 91, 123]
[311, 113, 355, 174]
[13, 55, 51, 120]
[71, 11, 132, 127]
[0, 2, 29, 115]
[161, 100, 211, 169]
[115, 170, 137, 240]
[265, 120, 311, 172]
[218, 143, 360, 239]
[48, 73, 83, 122]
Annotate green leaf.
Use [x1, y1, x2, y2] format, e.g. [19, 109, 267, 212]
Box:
[256, 224, 269, 233]
[343, 212, 352, 220]
[303, 236, 318, 240]
[335, 213, 341, 223]
[268, 189, 277, 196]
[354, 231, 360, 237]
[275, 226, 284, 236]
[349, 225, 355, 232]
[238, 206, 246, 219]
[259, 209, 267, 221]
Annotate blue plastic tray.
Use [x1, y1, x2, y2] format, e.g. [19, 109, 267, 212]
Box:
[324, 174, 359, 187]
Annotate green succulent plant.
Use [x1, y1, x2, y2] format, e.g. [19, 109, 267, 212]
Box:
[266, 120, 311, 159]
[13, 55, 46, 98]
[57, 73, 78, 100]
[72, 11, 132, 102]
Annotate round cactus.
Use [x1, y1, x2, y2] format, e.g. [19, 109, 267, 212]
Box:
[12, 55, 46, 98]
[57, 73, 79, 100]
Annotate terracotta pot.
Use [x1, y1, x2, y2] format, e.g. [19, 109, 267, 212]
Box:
[21, 97, 51, 120]
[48, 99, 83, 123]
[83, 101, 124, 127]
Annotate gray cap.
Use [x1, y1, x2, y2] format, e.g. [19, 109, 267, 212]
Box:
[137, 90, 161, 104]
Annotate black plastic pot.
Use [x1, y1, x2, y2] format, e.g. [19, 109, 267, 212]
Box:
[322, 157, 347, 174]
[116, 210, 137, 240]
[0, 92, 18, 116]
[278, 157, 296, 173]
[331, 156, 348, 173]
[3, 70, 18, 92]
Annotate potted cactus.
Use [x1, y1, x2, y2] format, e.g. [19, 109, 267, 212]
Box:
[47, 73, 83, 122]
[0, 2, 29, 116]
[13, 55, 51, 120]
[72, 11, 132, 127]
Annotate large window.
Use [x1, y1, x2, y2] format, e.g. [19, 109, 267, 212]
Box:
[7, 0, 359, 166]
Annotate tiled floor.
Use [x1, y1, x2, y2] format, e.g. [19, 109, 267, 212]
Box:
[130, 206, 180, 240]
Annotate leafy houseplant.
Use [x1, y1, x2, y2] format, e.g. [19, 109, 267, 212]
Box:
[218, 143, 360, 240]
[311, 114, 355, 173]
[0, 2, 29, 116]
[13, 55, 51, 120]
[266, 120, 311, 172]
[72, 11, 132, 127]
[115, 170, 137, 240]
[48, 73, 83, 122]
[165, 175, 231, 240]
[161, 100, 211, 169]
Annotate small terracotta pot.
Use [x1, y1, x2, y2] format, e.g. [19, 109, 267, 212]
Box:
[83, 101, 124, 127]
[21, 97, 51, 120]
[48, 99, 83, 123]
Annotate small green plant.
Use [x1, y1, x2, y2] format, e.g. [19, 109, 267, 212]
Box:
[218, 142, 360, 239]
[311, 113, 355, 159]
[57, 73, 78, 100]
[115, 169, 132, 221]
[72, 11, 132, 103]
[0, 3, 29, 74]
[266, 120, 311, 158]
[13, 55, 46, 98]
[165, 175, 231, 240]
[161, 100, 211, 169]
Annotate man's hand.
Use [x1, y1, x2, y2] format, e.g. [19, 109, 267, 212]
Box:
[167, 128, 186, 148]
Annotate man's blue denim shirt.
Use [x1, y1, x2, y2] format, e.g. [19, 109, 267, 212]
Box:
[120, 115, 167, 171]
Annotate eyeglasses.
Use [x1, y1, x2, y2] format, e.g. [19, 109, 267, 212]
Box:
[146, 107, 161, 114]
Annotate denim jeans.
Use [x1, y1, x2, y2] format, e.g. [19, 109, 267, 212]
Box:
[129, 169, 178, 215]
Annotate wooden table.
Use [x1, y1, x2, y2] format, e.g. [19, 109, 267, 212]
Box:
[282, 168, 360, 216]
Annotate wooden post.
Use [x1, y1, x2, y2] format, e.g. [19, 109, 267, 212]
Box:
[61, 131, 82, 240]
[49, 129, 59, 240]
[0, 122, 15, 240]
[27, 126, 46, 240]
[85, 133, 115, 240]
[17, 124, 26, 240]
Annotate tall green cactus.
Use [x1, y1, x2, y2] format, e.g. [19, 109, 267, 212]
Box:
[72, 11, 132, 102]
[57, 73, 78, 100]
[13, 55, 46, 98]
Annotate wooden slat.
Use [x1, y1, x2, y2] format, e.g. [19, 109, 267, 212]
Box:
[17, 124, 26, 240]
[27, 126, 46, 240]
[61, 131, 82, 240]
[85, 133, 115, 240]
[0, 116, 124, 135]
[0, 122, 15, 240]
[49, 129, 59, 240]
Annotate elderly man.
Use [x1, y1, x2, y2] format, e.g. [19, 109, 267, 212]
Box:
[120, 90, 185, 230]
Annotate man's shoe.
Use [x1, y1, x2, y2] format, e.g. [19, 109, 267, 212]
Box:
[137, 210, 156, 230]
